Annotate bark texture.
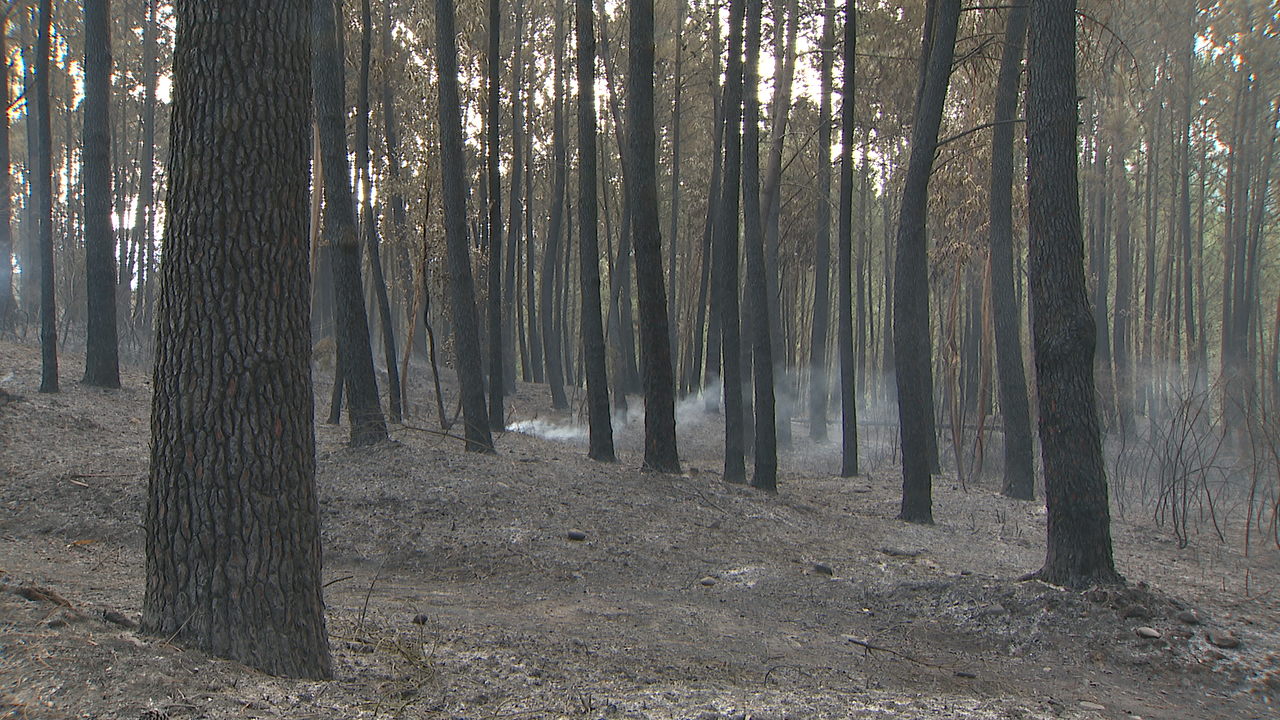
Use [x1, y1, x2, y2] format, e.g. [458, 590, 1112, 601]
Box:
[435, 0, 495, 453]
[313, 0, 387, 445]
[893, 0, 960, 524]
[83, 0, 120, 388]
[837, 3, 858, 477]
[1026, 0, 1121, 589]
[989, 4, 1034, 499]
[578, 0, 616, 462]
[37, 0, 57, 394]
[629, 0, 680, 473]
[144, 0, 332, 678]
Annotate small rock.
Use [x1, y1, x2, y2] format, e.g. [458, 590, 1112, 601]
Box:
[1135, 626, 1162, 639]
[411, 613, 429, 625]
[1207, 629, 1240, 649]
[102, 609, 138, 629]
[960, 569, 973, 576]
[954, 670, 977, 679]
[699, 576, 717, 587]
[1176, 609, 1203, 625]
[877, 545, 922, 558]
[1122, 605, 1151, 619]
[1079, 701, 1106, 711]
[567, 529, 588, 541]
[813, 562, 834, 576]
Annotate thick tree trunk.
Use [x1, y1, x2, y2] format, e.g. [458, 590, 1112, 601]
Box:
[434, 0, 496, 453]
[629, 0, 680, 473]
[578, 0, 616, 462]
[988, 4, 1034, 499]
[808, 0, 835, 442]
[144, 0, 332, 678]
[1025, 0, 1121, 589]
[36, 0, 57, 394]
[83, 0, 120, 388]
[894, 0, 960, 524]
[314, 0, 387, 445]
[836, 4, 858, 478]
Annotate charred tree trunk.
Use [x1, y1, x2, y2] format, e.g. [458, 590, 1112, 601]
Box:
[541, 0, 570, 410]
[808, 0, 835, 442]
[486, 0, 504, 428]
[0, 11, 11, 331]
[629, 0, 681, 473]
[715, 0, 747, 483]
[988, 3, 1034, 499]
[357, 0, 402, 423]
[314, 0, 387, 445]
[434, 0, 496, 453]
[37, 0, 57, 393]
[894, 0, 960, 524]
[1025, 0, 1121, 589]
[743, 0, 775, 490]
[578, 0, 615, 462]
[144, 0, 332, 678]
[836, 4, 858, 478]
[83, 0, 120, 388]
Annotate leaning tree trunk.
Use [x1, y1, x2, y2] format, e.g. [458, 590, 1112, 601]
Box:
[435, 0, 495, 453]
[578, 0, 616, 462]
[313, 0, 387, 445]
[36, 0, 57, 394]
[988, 3, 1035, 499]
[836, 3, 858, 478]
[144, 0, 332, 678]
[1025, 0, 1121, 590]
[356, 0, 402, 424]
[83, 0, 120, 388]
[629, 0, 681, 473]
[894, 0, 960, 524]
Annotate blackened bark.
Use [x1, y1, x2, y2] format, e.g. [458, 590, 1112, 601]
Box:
[716, 0, 746, 483]
[629, 0, 680, 473]
[742, 0, 775, 491]
[1112, 120, 1134, 433]
[83, 0, 120, 388]
[578, 0, 615, 462]
[357, 0, 402, 424]
[435, 0, 495, 453]
[836, 4, 857, 478]
[313, 0, 387, 446]
[761, 0, 798, 449]
[1025, 0, 1121, 589]
[989, 4, 1034, 499]
[144, 0, 331, 678]
[666, 0, 685, 378]
[541, 0, 569, 410]
[808, 0, 834, 441]
[894, 0, 960, 524]
[486, 0, 504, 429]
[525, 93, 543, 383]
[37, 0, 57, 394]
[504, 2, 526, 390]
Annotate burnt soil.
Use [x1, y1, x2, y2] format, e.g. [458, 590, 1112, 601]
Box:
[1, 339, 1278, 719]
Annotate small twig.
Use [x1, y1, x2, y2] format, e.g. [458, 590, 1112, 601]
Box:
[323, 575, 355, 588]
[358, 558, 388, 633]
[843, 635, 951, 670]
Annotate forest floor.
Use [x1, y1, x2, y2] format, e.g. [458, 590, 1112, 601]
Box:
[1, 338, 1278, 720]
